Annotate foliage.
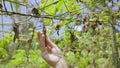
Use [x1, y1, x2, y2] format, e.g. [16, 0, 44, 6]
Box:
[0, 35, 13, 61]
[0, 0, 120, 68]
[8, 50, 47, 68]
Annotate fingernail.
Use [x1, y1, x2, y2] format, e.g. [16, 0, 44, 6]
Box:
[42, 34, 45, 38]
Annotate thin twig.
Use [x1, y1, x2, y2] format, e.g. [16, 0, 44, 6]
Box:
[0, 10, 68, 20]
[63, 0, 69, 12]
[3, 0, 8, 14]
[41, 0, 59, 10]
[42, 0, 49, 9]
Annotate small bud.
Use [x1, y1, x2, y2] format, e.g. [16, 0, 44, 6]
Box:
[32, 8, 39, 15]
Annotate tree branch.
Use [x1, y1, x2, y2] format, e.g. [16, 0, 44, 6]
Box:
[0, 10, 68, 20]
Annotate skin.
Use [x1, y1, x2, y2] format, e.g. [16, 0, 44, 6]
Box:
[37, 32, 68, 68]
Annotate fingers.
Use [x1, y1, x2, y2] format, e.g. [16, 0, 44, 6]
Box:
[37, 32, 42, 44]
[37, 32, 60, 52]
[37, 32, 46, 51]
[37, 32, 41, 42]
[38, 32, 54, 47]
[45, 37, 62, 54]
[46, 37, 60, 49]
[46, 37, 55, 47]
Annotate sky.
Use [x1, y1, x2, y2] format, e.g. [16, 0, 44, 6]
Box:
[0, 0, 40, 38]
[0, 0, 120, 39]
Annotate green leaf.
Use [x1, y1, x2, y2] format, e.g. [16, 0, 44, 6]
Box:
[66, 51, 76, 63]
[81, 49, 88, 57]
[117, 3, 120, 7]
[0, 35, 13, 48]
[0, 47, 8, 60]
[55, 0, 63, 11]
[44, 19, 51, 25]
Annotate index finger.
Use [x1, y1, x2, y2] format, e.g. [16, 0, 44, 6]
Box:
[37, 32, 46, 51]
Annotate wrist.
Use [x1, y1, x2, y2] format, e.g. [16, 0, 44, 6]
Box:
[53, 58, 68, 68]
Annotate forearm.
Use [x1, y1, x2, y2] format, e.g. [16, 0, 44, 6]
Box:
[53, 58, 68, 68]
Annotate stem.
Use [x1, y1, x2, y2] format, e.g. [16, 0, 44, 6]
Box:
[43, 24, 47, 46]
[110, 20, 119, 68]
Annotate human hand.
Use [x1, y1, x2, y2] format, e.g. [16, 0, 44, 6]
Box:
[37, 32, 68, 68]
